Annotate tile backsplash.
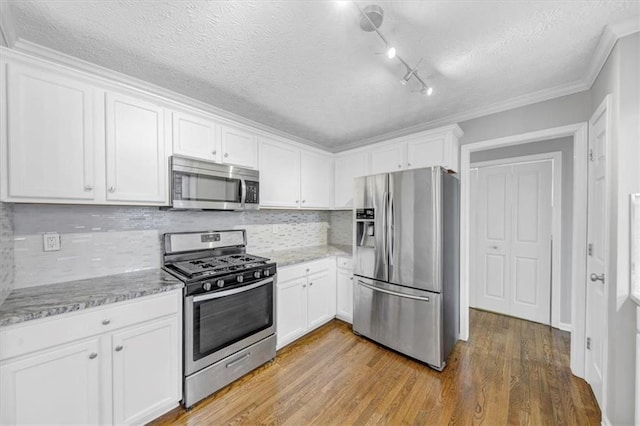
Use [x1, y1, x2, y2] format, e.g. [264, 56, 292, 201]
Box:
[0, 202, 15, 304]
[10, 204, 349, 289]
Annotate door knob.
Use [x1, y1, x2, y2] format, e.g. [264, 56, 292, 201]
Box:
[108, 186, 115, 193]
[590, 273, 605, 283]
[224, 153, 229, 158]
[115, 345, 123, 352]
[89, 353, 98, 359]
[212, 150, 217, 155]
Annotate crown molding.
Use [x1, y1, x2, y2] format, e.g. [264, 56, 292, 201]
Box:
[0, 2, 17, 48]
[336, 80, 588, 152]
[10, 39, 327, 151]
[584, 18, 640, 88]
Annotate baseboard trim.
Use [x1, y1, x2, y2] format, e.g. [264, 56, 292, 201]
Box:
[557, 322, 572, 333]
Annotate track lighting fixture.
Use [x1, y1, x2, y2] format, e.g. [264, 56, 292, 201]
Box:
[344, 1, 434, 96]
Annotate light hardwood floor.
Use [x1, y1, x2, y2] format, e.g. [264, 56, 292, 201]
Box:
[151, 309, 600, 425]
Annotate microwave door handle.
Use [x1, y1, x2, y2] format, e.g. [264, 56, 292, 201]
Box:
[240, 178, 247, 207]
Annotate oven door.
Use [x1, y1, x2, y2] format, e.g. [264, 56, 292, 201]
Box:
[184, 278, 275, 375]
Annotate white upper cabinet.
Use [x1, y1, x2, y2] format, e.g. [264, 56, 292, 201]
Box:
[334, 150, 369, 209]
[105, 92, 167, 204]
[220, 125, 258, 169]
[1, 61, 97, 202]
[300, 150, 333, 209]
[172, 110, 219, 161]
[259, 137, 301, 208]
[370, 143, 404, 174]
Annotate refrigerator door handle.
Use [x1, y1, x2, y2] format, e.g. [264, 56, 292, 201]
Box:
[388, 192, 395, 266]
[382, 191, 388, 266]
[357, 281, 430, 302]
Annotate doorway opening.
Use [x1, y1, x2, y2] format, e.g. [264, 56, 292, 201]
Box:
[460, 123, 589, 379]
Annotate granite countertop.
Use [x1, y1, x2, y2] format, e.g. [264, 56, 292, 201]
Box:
[0, 269, 183, 327]
[258, 244, 352, 268]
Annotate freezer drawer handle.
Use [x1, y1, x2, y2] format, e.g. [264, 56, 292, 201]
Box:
[358, 281, 430, 302]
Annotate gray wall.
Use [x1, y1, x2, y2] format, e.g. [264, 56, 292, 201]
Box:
[591, 32, 639, 426]
[0, 201, 14, 305]
[471, 136, 574, 325]
[459, 91, 592, 145]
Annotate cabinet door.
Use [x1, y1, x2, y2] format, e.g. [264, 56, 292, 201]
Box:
[300, 149, 333, 208]
[307, 270, 336, 330]
[112, 316, 181, 425]
[220, 125, 258, 169]
[336, 268, 354, 323]
[334, 151, 369, 208]
[405, 135, 447, 170]
[0, 339, 101, 425]
[370, 143, 404, 174]
[3, 62, 96, 201]
[259, 137, 300, 208]
[105, 93, 167, 204]
[276, 278, 308, 349]
[172, 110, 219, 161]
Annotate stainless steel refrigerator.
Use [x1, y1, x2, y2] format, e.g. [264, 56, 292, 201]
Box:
[352, 166, 459, 371]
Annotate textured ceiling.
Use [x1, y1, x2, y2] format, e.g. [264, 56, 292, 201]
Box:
[6, 0, 640, 150]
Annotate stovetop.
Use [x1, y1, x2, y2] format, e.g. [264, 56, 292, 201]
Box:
[168, 253, 270, 279]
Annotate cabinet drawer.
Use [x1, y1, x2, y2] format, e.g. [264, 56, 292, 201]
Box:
[277, 259, 330, 284]
[337, 257, 353, 270]
[0, 291, 181, 361]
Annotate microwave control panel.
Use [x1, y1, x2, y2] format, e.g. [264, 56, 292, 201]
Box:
[245, 181, 259, 204]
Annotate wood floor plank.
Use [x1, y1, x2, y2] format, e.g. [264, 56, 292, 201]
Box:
[149, 310, 601, 426]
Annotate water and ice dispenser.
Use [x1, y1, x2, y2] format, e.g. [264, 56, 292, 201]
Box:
[356, 208, 376, 248]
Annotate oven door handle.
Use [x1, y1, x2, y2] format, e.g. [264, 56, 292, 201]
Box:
[192, 278, 272, 302]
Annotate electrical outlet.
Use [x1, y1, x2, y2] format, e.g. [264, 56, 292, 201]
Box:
[43, 233, 61, 252]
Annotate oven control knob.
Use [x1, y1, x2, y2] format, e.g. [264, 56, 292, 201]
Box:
[216, 279, 224, 288]
[253, 271, 261, 279]
[236, 275, 244, 283]
[202, 282, 212, 291]
[264, 269, 270, 277]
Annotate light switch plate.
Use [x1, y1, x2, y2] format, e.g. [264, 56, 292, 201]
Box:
[43, 233, 61, 252]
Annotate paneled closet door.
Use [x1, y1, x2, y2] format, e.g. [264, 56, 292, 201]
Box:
[474, 160, 552, 325]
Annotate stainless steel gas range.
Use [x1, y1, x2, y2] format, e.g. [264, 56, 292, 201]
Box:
[162, 230, 277, 408]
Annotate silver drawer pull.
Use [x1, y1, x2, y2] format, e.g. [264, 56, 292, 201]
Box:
[115, 345, 123, 352]
[224, 153, 229, 158]
[212, 150, 217, 155]
[84, 185, 93, 191]
[89, 353, 98, 359]
[108, 186, 116, 193]
[102, 319, 110, 325]
[226, 352, 251, 368]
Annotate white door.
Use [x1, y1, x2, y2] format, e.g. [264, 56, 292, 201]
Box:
[370, 143, 404, 174]
[276, 278, 308, 349]
[300, 149, 333, 208]
[336, 268, 354, 323]
[5, 62, 96, 201]
[334, 151, 369, 208]
[111, 316, 180, 425]
[307, 270, 335, 329]
[585, 97, 610, 409]
[220, 125, 258, 169]
[0, 339, 101, 425]
[172, 110, 219, 161]
[259, 137, 300, 208]
[105, 93, 167, 204]
[475, 160, 552, 324]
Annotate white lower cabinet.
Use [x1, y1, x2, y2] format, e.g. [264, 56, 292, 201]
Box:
[0, 290, 181, 426]
[336, 257, 354, 323]
[276, 259, 336, 349]
[0, 338, 102, 425]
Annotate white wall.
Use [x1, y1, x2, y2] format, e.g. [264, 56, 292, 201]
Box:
[470, 137, 574, 326]
[590, 32, 640, 426]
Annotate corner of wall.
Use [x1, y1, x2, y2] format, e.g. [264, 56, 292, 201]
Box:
[0, 201, 15, 305]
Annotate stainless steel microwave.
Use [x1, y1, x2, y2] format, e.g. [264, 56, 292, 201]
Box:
[169, 155, 259, 210]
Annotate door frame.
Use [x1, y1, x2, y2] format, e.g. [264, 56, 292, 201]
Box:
[460, 123, 589, 378]
[470, 152, 564, 329]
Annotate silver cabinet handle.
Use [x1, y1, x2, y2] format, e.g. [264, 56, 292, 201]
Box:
[84, 185, 93, 191]
[212, 150, 217, 155]
[398, 164, 402, 168]
[224, 153, 229, 158]
[590, 273, 605, 283]
[491, 245, 498, 249]
[306, 268, 310, 272]
[108, 186, 115, 193]
[309, 282, 313, 286]
[407, 163, 411, 167]
[302, 200, 306, 203]
[102, 319, 110, 325]
[350, 277, 353, 280]
[89, 353, 98, 359]
[115, 345, 123, 352]
[303, 284, 306, 288]
[295, 200, 299, 203]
